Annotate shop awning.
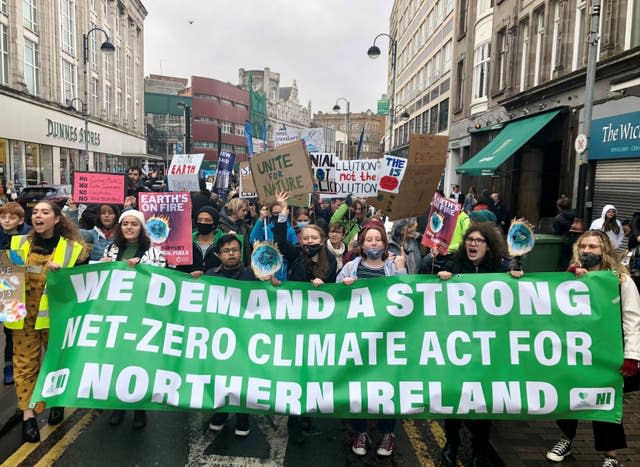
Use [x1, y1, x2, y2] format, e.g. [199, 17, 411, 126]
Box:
[457, 110, 560, 176]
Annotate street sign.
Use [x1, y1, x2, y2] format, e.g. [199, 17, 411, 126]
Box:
[574, 133, 587, 154]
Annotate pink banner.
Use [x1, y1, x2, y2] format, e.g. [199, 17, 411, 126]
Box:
[138, 192, 193, 266]
[73, 172, 126, 204]
[421, 192, 461, 255]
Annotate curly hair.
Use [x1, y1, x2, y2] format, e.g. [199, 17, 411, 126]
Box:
[571, 230, 628, 281]
[113, 215, 151, 252]
[455, 222, 507, 270]
[28, 200, 85, 244]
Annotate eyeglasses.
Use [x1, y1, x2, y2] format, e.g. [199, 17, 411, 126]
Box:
[220, 248, 241, 254]
[465, 237, 486, 245]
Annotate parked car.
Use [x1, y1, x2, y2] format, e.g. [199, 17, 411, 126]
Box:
[17, 184, 72, 224]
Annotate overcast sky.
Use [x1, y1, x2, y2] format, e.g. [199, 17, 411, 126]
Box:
[144, 0, 393, 114]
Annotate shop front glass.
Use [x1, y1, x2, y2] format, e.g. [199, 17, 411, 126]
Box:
[10, 140, 25, 191]
[0, 138, 8, 187]
[60, 148, 71, 184]
[40, 146, 53, 184]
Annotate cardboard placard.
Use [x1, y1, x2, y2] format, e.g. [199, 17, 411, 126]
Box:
[309, 152, 339, 194]
[239, 162, 257, 198]
[370, 134, 448, 221]
[138, 192, 193, 267]
[73, 172, 126, 204]
[167, 154, 205, 192]
[376, 154, 408, 194]
[249, 140, 314, 204]
[331, 159, 379, 197]
[421, 192, 462, 254]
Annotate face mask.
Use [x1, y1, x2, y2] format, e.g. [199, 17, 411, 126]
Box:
[297, 221, 310, 229]
[303, 244, 322, 257]
[196, 222, 214, 235]
[363, 247, 385, 260]
[579, 252, 602, 268]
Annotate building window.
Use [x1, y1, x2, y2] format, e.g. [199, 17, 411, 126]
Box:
[1, 0, 6, 14]
[90, 0, 95, 11]
[104, 51, 111, 81]
[24, 38, 39, 95]
[91, 77, 98, 116]
[134, 101, 139, 130]
[533, 8, 544, 87]
[472, 42, 490, 101]
[116, 90, 122, 123]
[457, 0, 467, 37]
[60, 0, 75, 56]
[454, 59, 464, 111]
[550, 0, 561, 78]
[221, 143, 233, 152]
[23, 0, 37, 32]
[496, 28, 507, 92]
[61, 59, 76, 104]
[235, 145, 245, 154]
[442, 40, 452, 73]
[105, 84, 111, 118]
[572, 2, 587, 70]
[126, 96, 131, 125]
[221, 121, 233, 134]
[0, 24, 7, 85]
[519, 20, 529, 92]
[116, 47, 121, 87]
[430, 106, 438, 134]
[235, 125, 245, 136]
[90, 22, 98, 71]
[629, 0, 640, 48]
[438, 99, 449, 133]
[477, 0, 492, 18]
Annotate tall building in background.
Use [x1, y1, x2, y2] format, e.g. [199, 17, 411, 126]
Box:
[238, 67, 312, 147]
[0, 0, 149, 187]
[312, 110, 385, 160]
[388, 0, 454, 160]
[186, 75, 249, 163]
[144, 74, 189, 165]
[448, 0, 640, 226]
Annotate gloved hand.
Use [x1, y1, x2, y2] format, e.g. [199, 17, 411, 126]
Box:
[620, 358, 639, 377]
[345, 194, 353, 207]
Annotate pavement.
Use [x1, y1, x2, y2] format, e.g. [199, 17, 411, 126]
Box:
[0, 325, 638, 466]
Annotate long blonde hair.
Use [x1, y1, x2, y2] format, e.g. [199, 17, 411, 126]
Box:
[571, 230, 628, 282]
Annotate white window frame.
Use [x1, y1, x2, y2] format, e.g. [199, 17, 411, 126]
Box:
[443, 40, 452, 73]
[91, 77, 98, 116]
[61, 59, 76, 104]
[116, 89, 122, 123]
[472, 42, 490, 101]
[550, 0, 560, 78]
[221, 121, 232, 134]
[572, 1, 586, 70]
[24, 38, 39, 95]
[0, 23, 7, 85]
[519, 20, 529, 92]
[116, 46, 121, 87]
[497, 30, 507, 91]
[126, 95, 131, 125]
[235, 124, 245, 136]
[105, 83, 111, 118]
[23, 0, 37, 32]
[90, 22, 98, 72]
[104, 51, 111, 82]
[1, 0, 7, 14]
[60, 0, 75, 56]
[533, 9, 544, 87]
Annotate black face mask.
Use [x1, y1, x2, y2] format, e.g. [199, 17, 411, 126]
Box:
[196, 222, 215, 235]
[303, 244, 322, 257]
[579, 252, 602, 268]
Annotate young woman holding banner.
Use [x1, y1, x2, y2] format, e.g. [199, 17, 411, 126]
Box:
[545, 230, 640, 467]
[437, 222, 522, 467]
[337, 221, 407, 458]
[9, 200, 88, 442]
[102, 209, 165, 429]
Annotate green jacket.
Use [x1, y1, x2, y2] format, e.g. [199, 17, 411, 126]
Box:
[330, 203, 361, 247]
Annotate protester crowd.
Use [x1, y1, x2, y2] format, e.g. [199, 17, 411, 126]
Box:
[0, 168, 638, 467]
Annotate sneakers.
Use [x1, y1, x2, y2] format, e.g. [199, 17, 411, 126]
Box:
[48, 407, 64, 425]
[376, 433, 395, 457]
[3, 365, 13, 385]
[209, 412, 229, 431]
[234, 414, 250, 437]
[602, 456, 619, 467]
[546, 437, 573, 462]
[352, 431, 370, 456]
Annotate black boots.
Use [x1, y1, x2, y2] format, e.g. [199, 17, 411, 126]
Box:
[48, 407, 64, 425]
[441, 442, 458, 467]
[22, 418, 40, 443]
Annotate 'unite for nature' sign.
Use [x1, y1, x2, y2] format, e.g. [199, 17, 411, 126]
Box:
[34, 264, 624, 423]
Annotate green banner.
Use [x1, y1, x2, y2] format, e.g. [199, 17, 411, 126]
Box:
[33, 264, 624, 422]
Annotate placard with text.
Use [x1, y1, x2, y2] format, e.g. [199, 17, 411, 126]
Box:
[72, 172, 126, 204]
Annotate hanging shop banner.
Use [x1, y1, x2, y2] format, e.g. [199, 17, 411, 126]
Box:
[330, 159, 380, 197]
[376, 155, 408, 194]
[167, 154, 205, 192]
[138, 192, 193, 266]
[249, 140, 314, 203]
[239, 162, 257, 199]
[309, 152, 339, 194]
[214, 151, 236, 192]
[371, 134, 448, 221]
[421, 192, 462, 254]
[33, 265, 624, 423]
[72, 172, 126, 204]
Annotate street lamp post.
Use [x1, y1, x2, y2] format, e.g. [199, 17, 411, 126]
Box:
[176, 101, 192, 154]
[82, 27, 115, 170]
[367, 33, 397, 152]
[332, 98, 350, 159]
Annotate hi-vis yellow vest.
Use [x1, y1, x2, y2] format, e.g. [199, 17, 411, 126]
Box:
[7, 235, 83, 330]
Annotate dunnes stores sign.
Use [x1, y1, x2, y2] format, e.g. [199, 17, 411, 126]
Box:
[45, 118, 101, 146]
[590, 111, 640, 160]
